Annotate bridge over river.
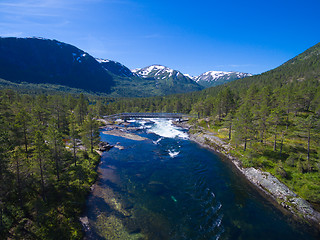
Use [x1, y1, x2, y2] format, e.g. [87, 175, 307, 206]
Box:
[104, 112, 196, 121]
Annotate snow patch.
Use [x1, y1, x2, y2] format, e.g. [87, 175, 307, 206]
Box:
[96, 58, 110, 63]
[194, 71, 252, 83]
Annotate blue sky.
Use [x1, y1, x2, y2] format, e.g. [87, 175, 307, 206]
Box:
[0, 0, 319, 76]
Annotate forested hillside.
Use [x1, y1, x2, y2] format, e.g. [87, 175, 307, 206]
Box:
[0, 91, 104, 239]
[105, 42, 320, 207]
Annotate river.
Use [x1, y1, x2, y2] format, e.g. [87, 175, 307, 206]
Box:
[85, 118, 317, 239]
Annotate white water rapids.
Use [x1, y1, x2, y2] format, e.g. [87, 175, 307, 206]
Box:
[145, 118, 189, 140]
[132, 118, 188, 158]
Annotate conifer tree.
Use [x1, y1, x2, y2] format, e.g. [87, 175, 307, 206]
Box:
[75, 93, 88, 125]
[267, 108, 286, 152]
[33, 130, 48, 201]
[80, 111, 100, 153]
[47, 118, 64, 181]
[68, 112, 79, 166]
[234, 103, 255, 151]
[13, 108, 31, 158]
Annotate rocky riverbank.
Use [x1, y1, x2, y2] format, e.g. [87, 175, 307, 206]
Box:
[174, 121, 320, 229]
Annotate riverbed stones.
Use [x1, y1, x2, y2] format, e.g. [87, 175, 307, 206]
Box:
[98, 141, 113, 151]
[114, 145, 125, 150]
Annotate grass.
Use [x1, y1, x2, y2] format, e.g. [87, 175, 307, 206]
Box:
[195, 118, 320, 206]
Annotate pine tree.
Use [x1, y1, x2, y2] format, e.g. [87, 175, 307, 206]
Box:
[267, 108, 286, 152]
[224, 112, 234, 140]
[68, 112, 79, 166]
[80, 111, 100, 153]
[13, 108, 31, 158]
[33, 130, 48, 201]
[234, 103, 255, 151]
[75, 93, 88, 125]
[0, 118, 11, 232]
[47, 118, 64, 181]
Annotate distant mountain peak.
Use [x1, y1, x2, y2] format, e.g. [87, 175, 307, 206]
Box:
[193, 70, 252, 88]
[133, 64, 176, 78]
[132, 64, 203, 92]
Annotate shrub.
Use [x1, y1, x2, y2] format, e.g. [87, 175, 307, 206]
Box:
[276, 162, 288, 179]
[285, 152, 299, 167]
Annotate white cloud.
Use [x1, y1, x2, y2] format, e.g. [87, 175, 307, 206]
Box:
[0, 0, 80, 37]
[214, 64, 255, 68]
[0, 0, 74, 16]
[0, 31, 23, 37]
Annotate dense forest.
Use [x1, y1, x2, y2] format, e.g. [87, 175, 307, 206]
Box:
[0, 91, 103, 239]
[105, 64, 320, 207]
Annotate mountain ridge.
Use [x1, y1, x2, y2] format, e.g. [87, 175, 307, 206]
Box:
[0, 37, 257, 96]
[193, 71, 252, 88]
[0, 37, 206, 97]
[132, 64, 204, 94]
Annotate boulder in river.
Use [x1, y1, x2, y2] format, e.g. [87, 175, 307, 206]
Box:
[98, 141, 113, 151]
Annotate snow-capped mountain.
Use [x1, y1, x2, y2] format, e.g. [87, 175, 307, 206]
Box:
[132, 65, 182, 79]
[132, 64, 203, 92]
[183, 73, 194, 79]
[194, 71, 252, 88]
[96, 58, 134, 77]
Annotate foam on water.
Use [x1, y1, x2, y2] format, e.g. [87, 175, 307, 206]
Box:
[146, 118, 189, 139]
[135, 119, 152, 129]
[168, 150, 180, 158]
[153, 137, 163, 145]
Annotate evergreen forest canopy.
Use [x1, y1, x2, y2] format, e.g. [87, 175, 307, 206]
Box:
[106, 42, 320, 207]
[0, 91, 104, 239]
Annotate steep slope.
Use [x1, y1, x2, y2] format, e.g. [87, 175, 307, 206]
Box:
[132, 65, 203, 94]
[0, 37, 115, 93]
[97, 58, 134, 77]
[194, 71, 252, 88]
